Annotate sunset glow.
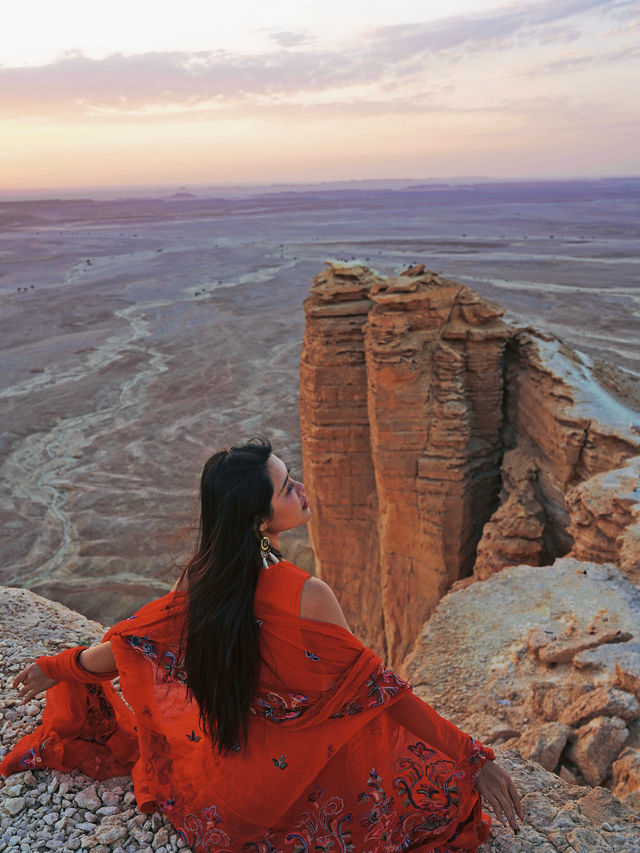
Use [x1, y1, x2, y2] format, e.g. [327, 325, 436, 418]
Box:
[2, 0, 639, 191]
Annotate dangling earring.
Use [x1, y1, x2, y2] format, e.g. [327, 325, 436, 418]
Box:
[260, 535, 271, 569]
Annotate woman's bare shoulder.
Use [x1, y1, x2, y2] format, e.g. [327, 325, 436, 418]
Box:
[299, 576, 351, 631]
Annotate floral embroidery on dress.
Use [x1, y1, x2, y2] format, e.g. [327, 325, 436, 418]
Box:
[356, 745, 465, 851]
[330, 698, 364, 719]
[366, 665, 409, 708]
[330, 665, 407, 719]
[84, 685, 118, 745]
[179, 803, 233, 853]
[284, 787, 354, 853]
[19, 747, 41, 770]
[158, 648, 187, 685]
[126, 636, 188, 686]
[144, 729, 174, 785]
[251, 690, 310, 721]
[125, 635, 158, 661]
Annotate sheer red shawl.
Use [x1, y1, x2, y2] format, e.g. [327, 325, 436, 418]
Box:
[1, 561, 493, 852]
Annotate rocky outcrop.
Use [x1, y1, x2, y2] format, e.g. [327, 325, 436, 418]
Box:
[301, 264, 513, 660]
[484, 751, 640, 853]
[567, 455, 640, 583]
[299, 264, 385, 651]
[300, 263, 640, 664]
[300, 262, 510, 660]
[402, 558, 640, 807]
[476, 337, 640, 580]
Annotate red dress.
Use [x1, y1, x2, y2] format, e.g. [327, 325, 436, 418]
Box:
[1, 561, 493, 852]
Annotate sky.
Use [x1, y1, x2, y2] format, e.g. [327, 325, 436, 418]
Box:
[1, 0, 639, 191]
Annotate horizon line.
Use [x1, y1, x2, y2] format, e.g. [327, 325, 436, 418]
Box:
[2, 173, 639, 203]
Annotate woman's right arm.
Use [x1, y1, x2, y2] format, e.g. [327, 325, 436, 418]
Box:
[299, 576, 352, 631]
[13, 641, 117, 704]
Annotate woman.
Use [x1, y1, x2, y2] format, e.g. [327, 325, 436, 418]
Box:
[3, 439, 522, 852]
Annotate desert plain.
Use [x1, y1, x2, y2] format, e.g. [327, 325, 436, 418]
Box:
[1, 178, 639, 626]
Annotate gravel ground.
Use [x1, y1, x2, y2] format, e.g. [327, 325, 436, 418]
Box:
[0, 587, 193, 852]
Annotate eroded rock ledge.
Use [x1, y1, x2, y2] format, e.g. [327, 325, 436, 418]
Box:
[300, 263, 640, 665]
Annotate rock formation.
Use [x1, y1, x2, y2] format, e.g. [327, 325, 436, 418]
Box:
[300, 263, 640, 664]
[402, 557, 640, 817]
[567, 455, 640, 583]
[3, 582, 640, 852]
[476, 335, 640, 580]
[299, 264, 385, 647]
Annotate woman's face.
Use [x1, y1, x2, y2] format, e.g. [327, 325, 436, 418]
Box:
[263, 454, 310, 538]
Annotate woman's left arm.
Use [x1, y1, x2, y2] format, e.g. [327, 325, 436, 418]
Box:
[475, 759, 523, 832]
[78, 641, 117, 672]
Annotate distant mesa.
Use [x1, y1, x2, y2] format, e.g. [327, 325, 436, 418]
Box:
[168, 191, 196, 200]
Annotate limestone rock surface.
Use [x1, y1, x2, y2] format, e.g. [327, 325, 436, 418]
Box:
[566, 716, 629, 786]
[481, 749, 640, 852]
[567, 456, 640, 583]
[402, 559, 640, 793]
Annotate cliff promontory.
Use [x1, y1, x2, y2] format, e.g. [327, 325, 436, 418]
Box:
[300, 263, 640, 665]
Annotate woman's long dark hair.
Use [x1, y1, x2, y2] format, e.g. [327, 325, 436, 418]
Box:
[177, 438, 274, 753]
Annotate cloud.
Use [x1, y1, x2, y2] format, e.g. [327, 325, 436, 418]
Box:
[518, 42, 640, 75]
[365, 0, 626, 58]
[268, 31, 313, 48]
[0, 0, 635, 120]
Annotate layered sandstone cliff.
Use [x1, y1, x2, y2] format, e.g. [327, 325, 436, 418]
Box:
[299, 265, 385, 646]
[300, 263, 640, 665]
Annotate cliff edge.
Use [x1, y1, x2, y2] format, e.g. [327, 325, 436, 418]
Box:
[300, 263, 640, 665]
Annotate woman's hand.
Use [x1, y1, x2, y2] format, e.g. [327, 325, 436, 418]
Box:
[475, 760, 523, 833]
[13, 662, 58, 704]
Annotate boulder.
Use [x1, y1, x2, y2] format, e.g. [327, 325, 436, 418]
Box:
[566, 716, 629, 786]
[615, 646, 640, 700]
[567, 456, 640, 584]
[560, 686, 640, 727]
[516, 722, 573, 771]
[612, 747, 640, 810]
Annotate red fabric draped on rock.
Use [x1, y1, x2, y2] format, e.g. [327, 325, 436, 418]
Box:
[1, 561, 494, 852]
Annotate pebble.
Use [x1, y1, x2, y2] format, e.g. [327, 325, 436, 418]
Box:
[0, 752, 192, 852]
[94, 822, 127, 844]
[96, 805, 119, 816]
[3, 784, 23, 797]
[4, 797, 26, 816]
[75, 786, 101, 811]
